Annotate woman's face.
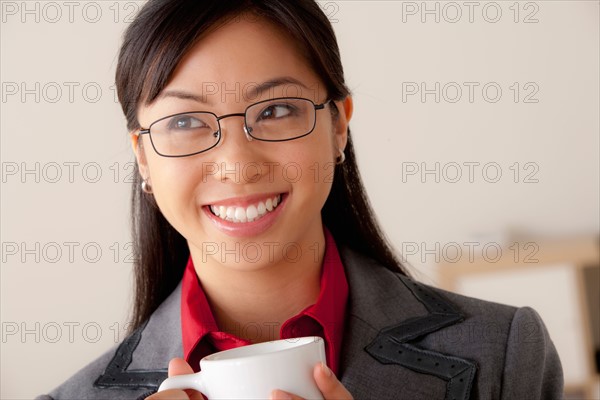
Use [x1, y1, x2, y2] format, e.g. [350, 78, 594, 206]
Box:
[132, 15, 352, 271]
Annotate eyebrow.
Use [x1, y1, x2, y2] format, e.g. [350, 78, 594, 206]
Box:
[158, 77, 310, 104]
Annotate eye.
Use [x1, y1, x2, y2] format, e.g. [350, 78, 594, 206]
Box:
[257, 103, 296, 121]
[167, 115, 209, 130]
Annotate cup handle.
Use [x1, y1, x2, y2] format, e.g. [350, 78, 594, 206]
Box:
[157, 372, 206, 394]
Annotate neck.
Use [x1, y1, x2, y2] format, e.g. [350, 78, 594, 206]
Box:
[188, 224, 326, 343]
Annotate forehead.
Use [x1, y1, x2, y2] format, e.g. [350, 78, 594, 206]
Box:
[165, 16, 323, 103]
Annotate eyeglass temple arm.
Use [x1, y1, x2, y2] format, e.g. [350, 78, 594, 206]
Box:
[315, 98, 332, 110]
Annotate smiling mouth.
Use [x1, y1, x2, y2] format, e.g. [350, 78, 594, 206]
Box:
[207, 193, 284, 223]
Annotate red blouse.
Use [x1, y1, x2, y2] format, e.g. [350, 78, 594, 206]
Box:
[181, 227, 349, 375]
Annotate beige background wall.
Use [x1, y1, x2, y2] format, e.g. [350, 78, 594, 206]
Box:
[1, 1, 598, 398]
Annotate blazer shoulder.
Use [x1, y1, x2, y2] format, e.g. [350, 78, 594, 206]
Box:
[425, 280, 519, 321]
[406, 276, 563, 399]
[418, 282, 564, 400]
[40, 341, 149, 400]
[339, 247, 563, 399]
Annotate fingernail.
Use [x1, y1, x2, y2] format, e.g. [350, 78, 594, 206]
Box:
[271, 389, 292, 400]
[320, 361, 332, 377]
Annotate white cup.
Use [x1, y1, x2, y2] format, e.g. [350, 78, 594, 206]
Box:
[158, 336, 326, 399]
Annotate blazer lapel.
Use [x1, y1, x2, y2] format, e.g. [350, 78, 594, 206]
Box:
[94, 281, 183, 390]
[338, 247, 477, 400]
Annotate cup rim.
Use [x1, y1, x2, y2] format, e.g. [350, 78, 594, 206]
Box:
[200, 336, 323, 363]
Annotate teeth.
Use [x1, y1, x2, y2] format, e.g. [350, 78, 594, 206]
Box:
[234, 207, 247, 222]
[257, 202, 266, 216]
[226, 207, 235, 220]
[209, 194, 282, 223]
[246, 205, 258, 221]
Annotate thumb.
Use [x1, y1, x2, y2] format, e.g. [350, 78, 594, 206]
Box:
[166, 358, 205, 400]
[168, 357, 194, 377]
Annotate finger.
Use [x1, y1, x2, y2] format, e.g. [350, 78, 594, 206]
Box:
[166, 358, 205, 400]
[145, 388, 189, 400]
[313, 362, 353, 400]
[270, 389, 303, 400]
[168, 358, 194, 377]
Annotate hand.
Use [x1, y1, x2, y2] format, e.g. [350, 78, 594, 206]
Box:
[270, 362, 353, 400]
[146, 358, 205, 400]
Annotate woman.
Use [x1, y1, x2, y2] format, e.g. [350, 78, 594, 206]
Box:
[37, 0, 563, 399]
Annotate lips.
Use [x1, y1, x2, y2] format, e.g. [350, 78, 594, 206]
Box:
[207, 193, 283, 223]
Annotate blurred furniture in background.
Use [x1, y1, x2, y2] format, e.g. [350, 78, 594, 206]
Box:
[438, 235, 600, 399]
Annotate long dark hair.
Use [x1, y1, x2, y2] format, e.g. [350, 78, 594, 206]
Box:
[116, 0, 409, 332]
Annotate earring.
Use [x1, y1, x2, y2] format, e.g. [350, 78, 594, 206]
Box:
[141, 179, 153, 194]
[336, 147, 346, 165]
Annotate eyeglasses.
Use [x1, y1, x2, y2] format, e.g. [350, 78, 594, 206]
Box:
[137, 97, 332, 157]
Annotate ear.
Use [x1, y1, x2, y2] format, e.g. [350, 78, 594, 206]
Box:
[332, 96, 353, 151]
[130, 131, 150, 180]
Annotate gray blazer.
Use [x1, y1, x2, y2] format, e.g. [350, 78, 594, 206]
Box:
[37, 247, 563, 400]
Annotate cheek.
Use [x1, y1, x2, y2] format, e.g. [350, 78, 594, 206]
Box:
[287, 129, 336, 200]
[146, 156, 203, 223]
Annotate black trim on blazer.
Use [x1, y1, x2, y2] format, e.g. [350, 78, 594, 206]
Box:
[94, 320, 167, 390]
[365, 275, 477, 400]
[93, 274, 477, 399]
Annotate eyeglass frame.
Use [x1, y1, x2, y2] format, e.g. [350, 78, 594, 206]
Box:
[136, 96, 333, 158]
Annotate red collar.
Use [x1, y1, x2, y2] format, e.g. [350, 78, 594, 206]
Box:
[181, 227, 349, 375]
